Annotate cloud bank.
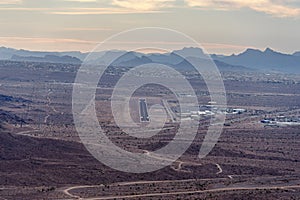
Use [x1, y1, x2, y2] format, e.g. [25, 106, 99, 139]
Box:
[0, 0, 22, 4]
[0, 0, 299, 17]
[112, 0, 175, 11]
[185, 0, 300, 17]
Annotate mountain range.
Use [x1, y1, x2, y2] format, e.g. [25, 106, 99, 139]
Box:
[211, 48, 300, 74]
[0, 46, 299, 74]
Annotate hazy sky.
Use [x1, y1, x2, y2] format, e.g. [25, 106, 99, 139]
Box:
[1, 0, 300, 54]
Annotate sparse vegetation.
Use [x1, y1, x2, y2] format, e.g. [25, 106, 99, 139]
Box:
[0, 61, 299, 199]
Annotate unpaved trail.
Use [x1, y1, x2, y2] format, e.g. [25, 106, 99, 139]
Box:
[62, 178, 229, 199]
[143, 150, 202, 173]
[216, 164, 223, 175]
[63, 182, 300, 200]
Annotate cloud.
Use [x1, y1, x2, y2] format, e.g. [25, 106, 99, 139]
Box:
[0, 36, 98, 52]
[0, 36, 95, 44]
[48, 7, 164, 15]
[63, 27, 112, 31]
[0, 7, 50, 11]
[1, 0, 299, 17]
[63, 0, 98, 2]
[0, 6, 164, 14]
[0, 0, 22, 4]
[185, 0, 300, 17]
[112, 0, 175, 11]
[202, 42, 258, 55]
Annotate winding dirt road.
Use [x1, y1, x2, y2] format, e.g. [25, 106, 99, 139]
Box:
[62, 181, 300, 200]
[216, 164, 223, 175]
[62, 178, 229, 199]
[143, 150, 202, 173]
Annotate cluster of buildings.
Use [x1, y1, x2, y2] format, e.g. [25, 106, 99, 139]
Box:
[261, 116, 300, 127]
[180, 103, 247, 120]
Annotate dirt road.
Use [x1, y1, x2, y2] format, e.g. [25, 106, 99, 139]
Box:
[63, 181, 300, 200]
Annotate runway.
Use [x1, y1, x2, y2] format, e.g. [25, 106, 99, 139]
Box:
[139, 99, 150, 122]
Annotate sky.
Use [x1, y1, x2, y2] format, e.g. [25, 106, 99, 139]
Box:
[0, 0, 300, 55]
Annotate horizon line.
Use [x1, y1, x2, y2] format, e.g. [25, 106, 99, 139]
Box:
[1, 45, 299, 56]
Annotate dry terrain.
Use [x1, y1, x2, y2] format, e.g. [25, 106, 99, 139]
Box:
[0, 60, 300, 199]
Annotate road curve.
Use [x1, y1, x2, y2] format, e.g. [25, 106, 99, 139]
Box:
[216, 164, 223, 175]
[64, 184, 300, 200]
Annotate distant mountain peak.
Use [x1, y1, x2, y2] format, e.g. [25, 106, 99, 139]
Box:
[264, 47, 274, 53]
[238, 48, 262, 56]
[293, 51, 300, 56]
[239, 47, 280, 56]
[182, 47, 203, 51]
[264, 47, 288, 56]
[264, 47, 282, 55]
[11, 54, 81, 64]
[215, 47, 300, 74]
